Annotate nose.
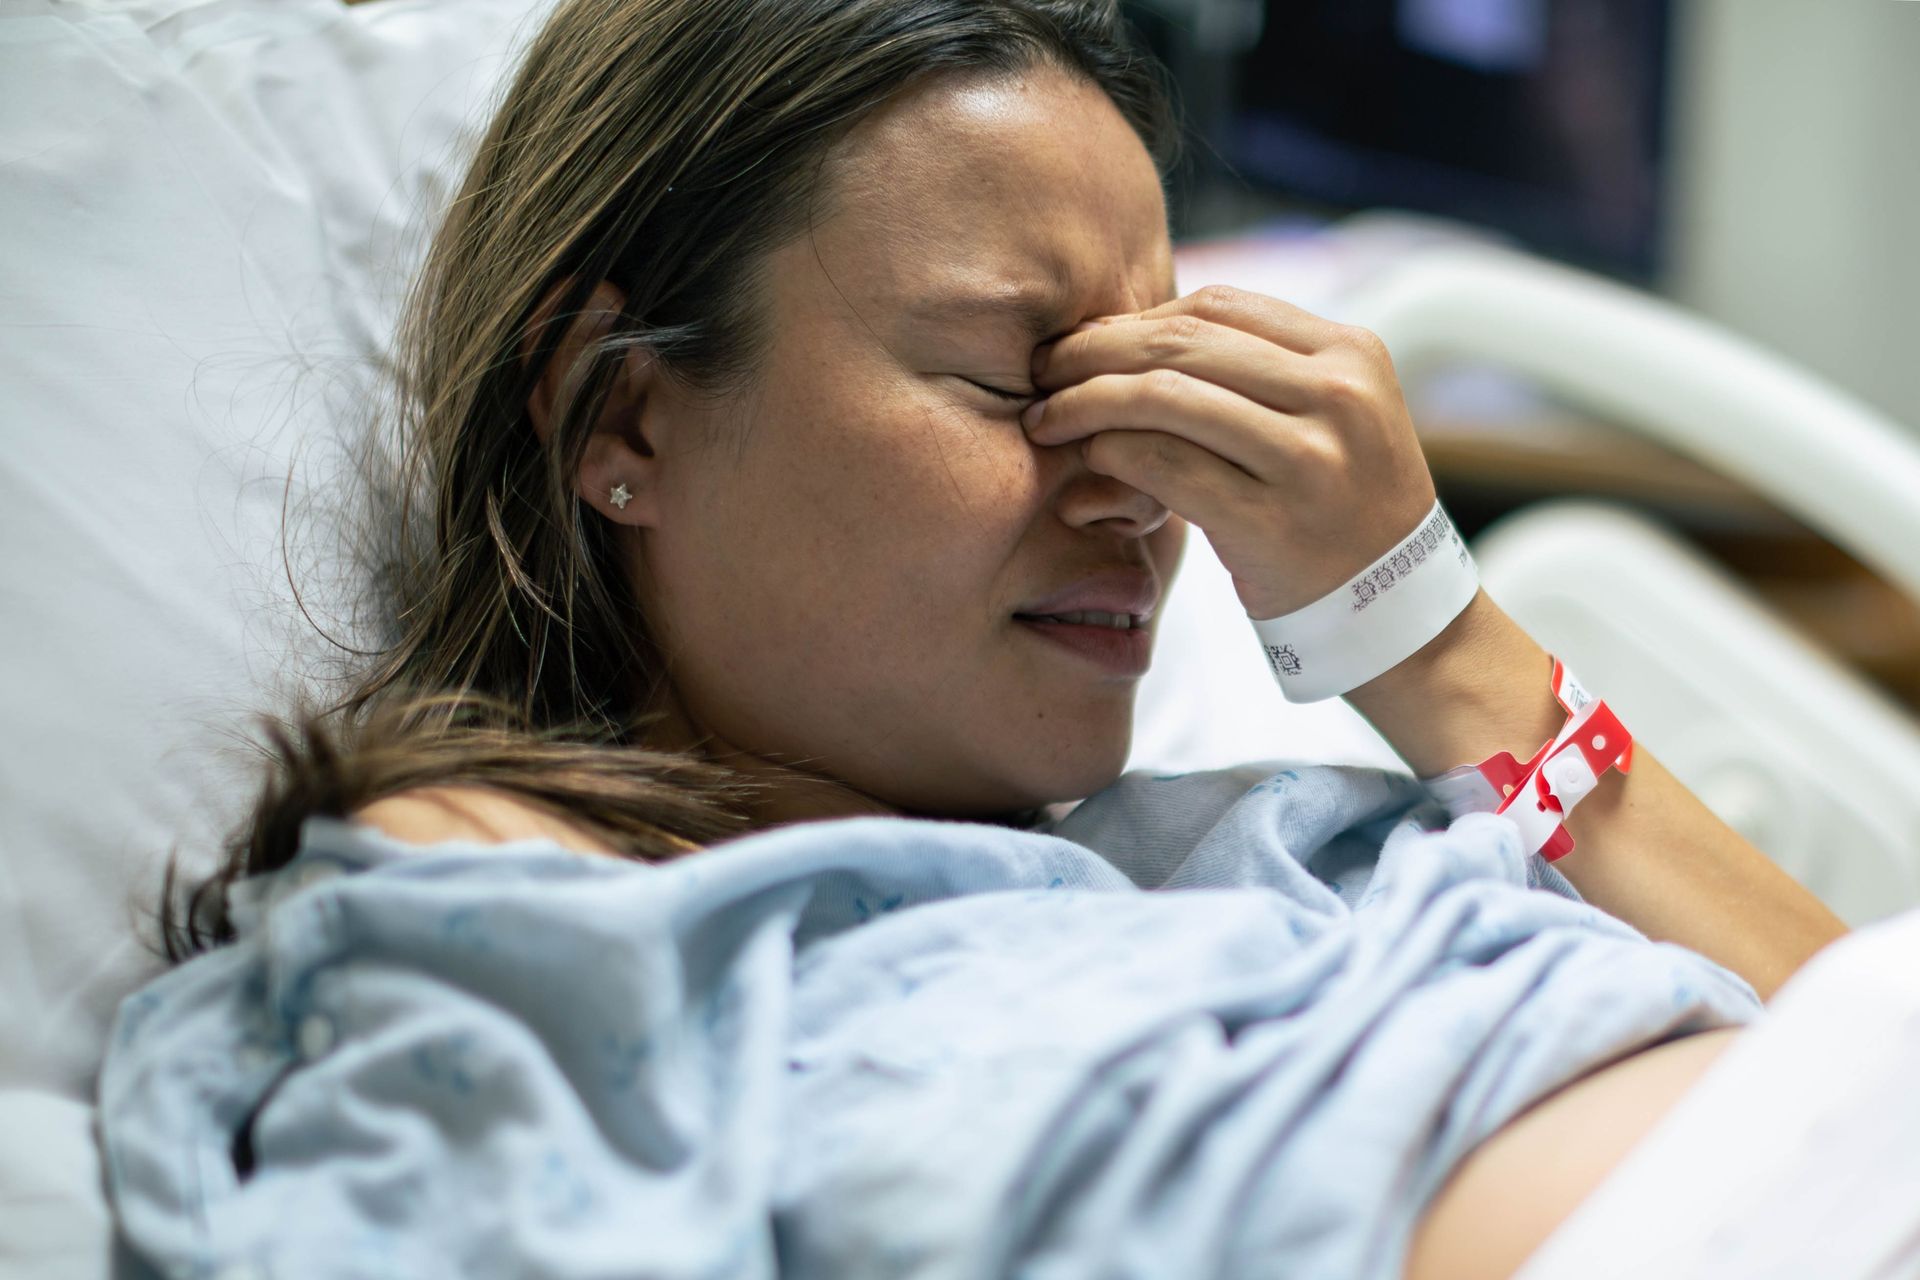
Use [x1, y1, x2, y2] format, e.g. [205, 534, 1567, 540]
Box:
[1053, 465, 1172, 540]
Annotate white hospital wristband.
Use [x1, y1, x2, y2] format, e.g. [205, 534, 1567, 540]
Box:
[1249, 498, 1480, 703]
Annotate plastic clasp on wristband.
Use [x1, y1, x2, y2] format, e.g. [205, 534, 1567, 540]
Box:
[1481, 698, 1634, 861]
[1418, 656, 1635, 861]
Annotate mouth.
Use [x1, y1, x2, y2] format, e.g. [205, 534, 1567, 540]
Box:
[1012, 611, 1153, 677]
[1011, 609, 1146, 631]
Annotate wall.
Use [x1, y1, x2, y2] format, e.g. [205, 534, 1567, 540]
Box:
[1666, 0, 1920, 430]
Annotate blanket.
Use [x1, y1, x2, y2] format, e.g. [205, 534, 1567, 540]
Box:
[98, 764, 1762, 1278]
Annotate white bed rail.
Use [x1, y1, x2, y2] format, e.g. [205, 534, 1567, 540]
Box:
[1339, 243, 1920, 605]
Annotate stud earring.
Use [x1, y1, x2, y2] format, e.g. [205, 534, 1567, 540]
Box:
[609, 482, 631, 510]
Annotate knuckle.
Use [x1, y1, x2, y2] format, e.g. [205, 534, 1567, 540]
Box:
[1142, 366, 1188, 403]
[1088, 430, 1173, 480]
[1147, 433, 1184, 473]
[1316, 368, 1375, 410]
[1297, 430, 1347, 472]
[1191, 284, 1242, 317]
[1141, 313, 1206, 362]
[1341, 323, 1391, 363]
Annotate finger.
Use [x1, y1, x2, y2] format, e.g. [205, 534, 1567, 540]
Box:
[1034, 312, 1322, 415]
[1105, 283, 1353, 356]
[1023, 368, 1317, 487]
[1076, 428, 1265, 531]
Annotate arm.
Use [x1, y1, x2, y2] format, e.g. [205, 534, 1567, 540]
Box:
[1024, 284, 1847, 1005]
[1345, 587, 1849, 1002]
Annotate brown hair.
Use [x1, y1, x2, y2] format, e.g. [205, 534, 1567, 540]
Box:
[163, 0, 1178, 958]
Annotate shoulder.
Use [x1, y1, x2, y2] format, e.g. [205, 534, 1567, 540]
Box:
[348, 785, 620, 857]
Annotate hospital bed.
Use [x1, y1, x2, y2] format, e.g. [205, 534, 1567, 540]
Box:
[4, 1, 1918, 1276]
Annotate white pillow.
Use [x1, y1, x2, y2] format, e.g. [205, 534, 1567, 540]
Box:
[0, 0, 562, 1107]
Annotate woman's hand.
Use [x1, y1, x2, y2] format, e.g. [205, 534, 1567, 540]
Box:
[1025, 284, 1438, 620]
[1025, 289, 1852, 1001]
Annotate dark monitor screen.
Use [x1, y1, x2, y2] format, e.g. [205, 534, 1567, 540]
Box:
[1147, 0, 1674, 280]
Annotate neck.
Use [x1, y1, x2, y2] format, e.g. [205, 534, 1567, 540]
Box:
[641, 687, 899, 830]
[639, 685, 1050, 834]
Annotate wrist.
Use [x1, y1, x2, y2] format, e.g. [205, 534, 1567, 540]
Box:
[1342, 590, 1563, 778]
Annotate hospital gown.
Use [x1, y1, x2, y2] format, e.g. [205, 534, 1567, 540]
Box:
[97, 762, 1764, 1279]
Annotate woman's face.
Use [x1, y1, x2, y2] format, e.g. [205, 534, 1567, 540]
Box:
[635, 65, 1184, 818]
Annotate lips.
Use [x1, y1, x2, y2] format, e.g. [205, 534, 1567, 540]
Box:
[1013, 613, 1154, 677]
[1012, 569, 1160, 628]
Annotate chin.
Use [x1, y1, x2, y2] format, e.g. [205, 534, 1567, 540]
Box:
[853, 697, 1136, 817]
[874, 730, 1128, 819]
[1007, 721, 1135, 810]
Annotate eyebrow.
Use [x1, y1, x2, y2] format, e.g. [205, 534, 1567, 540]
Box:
[904, 282, 1077, 344]
[906, 265, 1181, 341]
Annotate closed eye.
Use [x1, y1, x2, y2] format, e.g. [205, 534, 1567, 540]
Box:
[960, 378, 1037, 404]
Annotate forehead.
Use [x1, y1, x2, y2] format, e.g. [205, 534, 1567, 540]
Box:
[806, 66, 1176, 325]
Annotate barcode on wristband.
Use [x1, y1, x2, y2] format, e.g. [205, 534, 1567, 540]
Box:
[1264, 643, 1303, 678]
[1350, 506, 1466, 614]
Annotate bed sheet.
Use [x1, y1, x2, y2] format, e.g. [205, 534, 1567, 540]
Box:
[1517, 903, 1920, 1279]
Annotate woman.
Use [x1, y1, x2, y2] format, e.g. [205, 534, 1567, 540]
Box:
[138, 0, 1848, 1276]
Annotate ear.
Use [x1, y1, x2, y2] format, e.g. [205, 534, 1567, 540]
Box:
[524, 278, 663, 527]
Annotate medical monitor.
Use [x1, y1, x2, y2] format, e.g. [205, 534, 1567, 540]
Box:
[1133, 0, 1675, 280]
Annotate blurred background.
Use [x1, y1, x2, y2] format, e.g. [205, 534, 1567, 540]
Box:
[1126, 0, 1920, 715]
[1132, 0, 1916, 418]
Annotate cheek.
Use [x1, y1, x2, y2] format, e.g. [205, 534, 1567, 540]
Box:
[886, 409, 1044, 559]
[917, 419, 1049, 605]
[667, 396, 1045, 669]
[777, 401, 1043, 602]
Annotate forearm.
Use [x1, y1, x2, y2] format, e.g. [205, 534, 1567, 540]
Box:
[1344, 589, 1849, 1003]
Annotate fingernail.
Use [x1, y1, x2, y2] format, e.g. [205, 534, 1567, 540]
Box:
[1021, 397, 1048, 431]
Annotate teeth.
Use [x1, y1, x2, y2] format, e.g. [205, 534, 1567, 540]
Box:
[1037, 610, 1133, 629]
